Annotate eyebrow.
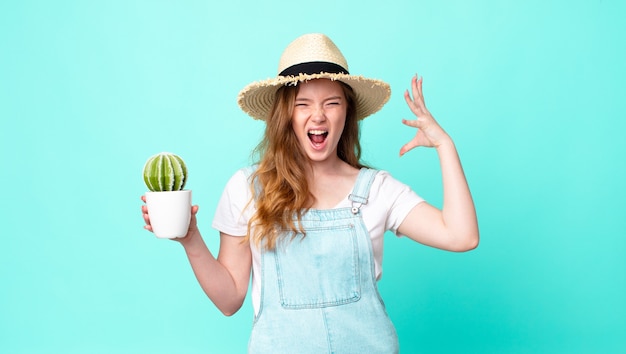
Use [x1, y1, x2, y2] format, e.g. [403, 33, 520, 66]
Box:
[295, 96, 343, 102]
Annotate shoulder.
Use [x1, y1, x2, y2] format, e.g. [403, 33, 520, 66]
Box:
[371, 169, 406, 189]
[369, 169, 423, 204]
[227, 165, 256, 185]
[221, 166, 255, 199]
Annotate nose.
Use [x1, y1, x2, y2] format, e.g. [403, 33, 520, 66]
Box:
[311, 105, 326, 122]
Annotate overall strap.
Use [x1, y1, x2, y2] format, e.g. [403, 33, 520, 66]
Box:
[348, 168, 378, 215]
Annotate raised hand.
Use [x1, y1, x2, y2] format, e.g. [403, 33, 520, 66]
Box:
[399, 75, 451, 156]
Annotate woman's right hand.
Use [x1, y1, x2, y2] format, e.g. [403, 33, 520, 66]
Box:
[140, 195, 200, 242]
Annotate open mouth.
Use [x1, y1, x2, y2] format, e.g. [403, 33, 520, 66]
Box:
[308, 130, 328, 145]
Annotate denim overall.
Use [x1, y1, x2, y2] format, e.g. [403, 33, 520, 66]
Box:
[247, 168, 399, 353]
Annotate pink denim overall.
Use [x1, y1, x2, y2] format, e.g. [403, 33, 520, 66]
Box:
[247, 168, 399, 353]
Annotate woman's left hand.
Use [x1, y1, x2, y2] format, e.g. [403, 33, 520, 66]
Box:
[399, 75, 451, 156]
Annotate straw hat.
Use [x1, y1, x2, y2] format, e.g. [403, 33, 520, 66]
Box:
[237, 33, 391, 121]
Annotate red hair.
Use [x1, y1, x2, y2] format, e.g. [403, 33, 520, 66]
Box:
[246, 81, 365, 250]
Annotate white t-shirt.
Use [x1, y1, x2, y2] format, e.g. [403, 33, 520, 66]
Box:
[212, 168, 424, 315]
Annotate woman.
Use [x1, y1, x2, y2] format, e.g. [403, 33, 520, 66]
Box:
[142, 33, 478, 353]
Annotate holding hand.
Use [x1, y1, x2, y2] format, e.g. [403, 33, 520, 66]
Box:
[399, 75, 452, 156]
[140, 195, 200, 242]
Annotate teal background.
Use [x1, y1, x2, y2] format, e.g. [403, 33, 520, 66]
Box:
[1, 0, 624, 353]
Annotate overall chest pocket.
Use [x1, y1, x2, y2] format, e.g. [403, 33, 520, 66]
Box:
[274, 223, 361, 309]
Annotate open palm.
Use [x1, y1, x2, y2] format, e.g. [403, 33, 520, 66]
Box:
[399, 75, 450, 156]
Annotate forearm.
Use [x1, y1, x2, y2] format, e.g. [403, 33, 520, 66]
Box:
[436, 138, 479, 250]
[180, 231, 247, 316]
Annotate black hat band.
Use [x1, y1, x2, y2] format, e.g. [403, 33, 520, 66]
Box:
[279, 61, 349, 77]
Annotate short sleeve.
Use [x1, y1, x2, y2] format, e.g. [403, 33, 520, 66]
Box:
[211, 169, 254, 237]
[375, 171, 424, 236]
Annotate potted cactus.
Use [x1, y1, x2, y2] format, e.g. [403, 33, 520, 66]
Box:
[143, 152, 192, 239]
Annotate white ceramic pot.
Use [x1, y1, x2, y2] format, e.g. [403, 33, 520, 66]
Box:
[145, 190, 192, 239]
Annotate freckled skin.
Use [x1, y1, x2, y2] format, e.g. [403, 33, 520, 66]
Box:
[291, 79, 348, 164]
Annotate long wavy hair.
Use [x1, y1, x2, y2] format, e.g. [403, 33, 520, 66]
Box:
[246, 80, 365, 250]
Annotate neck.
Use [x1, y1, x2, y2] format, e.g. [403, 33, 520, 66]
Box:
[305, 155, 347, 177]
[304, 156, 361, 210]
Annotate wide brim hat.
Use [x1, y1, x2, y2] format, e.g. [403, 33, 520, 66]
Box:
[238, 33, 391, 121]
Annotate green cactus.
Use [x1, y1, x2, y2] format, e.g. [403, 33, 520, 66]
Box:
[143, 152, 187, 192]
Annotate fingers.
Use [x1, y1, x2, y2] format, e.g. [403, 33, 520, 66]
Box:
[408, 74, 422, 101]
[399, 143, 413, 157]
[401, 118, 419, 128]
[404, 90, 422, 118]
[141, 198, 200, 234]
[140, 195, 152, 231]
[399, 136, 420, 157]
[400, 73, 446, 153]
[413, 75, 426, 109]
[405, 75, 428, 118]
[141, 204, 153, 232]
[403, 89, 416, 107]
[411, 74, 420, 101]
[399, 128, 424, 155]
[401, 87, 425, 156]
[411, 74, 425, 105]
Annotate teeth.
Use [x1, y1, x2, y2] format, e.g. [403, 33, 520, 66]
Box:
[308, 130, 327, 135]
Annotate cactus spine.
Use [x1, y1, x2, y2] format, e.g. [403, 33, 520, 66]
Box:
[143, 152, 187, 192]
